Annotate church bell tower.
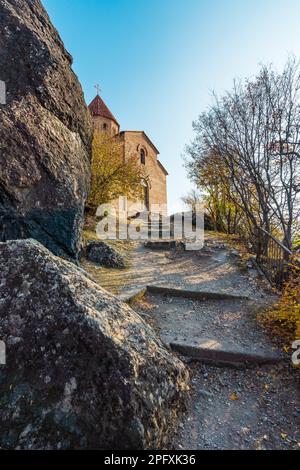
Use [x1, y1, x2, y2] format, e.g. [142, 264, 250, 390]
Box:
[88, 90, 120, 137]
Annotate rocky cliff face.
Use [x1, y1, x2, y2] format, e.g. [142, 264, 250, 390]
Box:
[0, 239, 188, 449]
[0, 0, 93, 259]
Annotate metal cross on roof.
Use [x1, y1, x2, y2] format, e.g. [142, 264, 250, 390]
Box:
[94, 84, 101, 95]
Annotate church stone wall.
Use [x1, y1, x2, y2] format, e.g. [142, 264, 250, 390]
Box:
[121, 132, 167, 214]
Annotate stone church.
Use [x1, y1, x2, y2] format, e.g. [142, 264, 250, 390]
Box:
[88, 94, 168, 214]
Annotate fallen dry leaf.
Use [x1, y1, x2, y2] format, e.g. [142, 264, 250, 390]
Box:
[230, 392, 239, 401]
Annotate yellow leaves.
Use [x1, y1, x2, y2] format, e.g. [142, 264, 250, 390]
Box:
[282, 345, 290, 353]
[230, 392, 239, 401]
[280, 432, 288, 441]
[263, 383, 269, 390]
[260, 258, 300, 343]
[87, 132, 143, 210]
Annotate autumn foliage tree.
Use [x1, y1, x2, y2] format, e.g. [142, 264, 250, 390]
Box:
[184, 58, 300, 341]
[184, 58, 300, 249]
[87, 132, 143, 211]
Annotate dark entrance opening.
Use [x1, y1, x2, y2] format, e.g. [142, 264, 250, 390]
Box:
[142, 182, 150, 211]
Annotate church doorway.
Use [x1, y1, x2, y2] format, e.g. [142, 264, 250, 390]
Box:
[141, 179, 150, 211]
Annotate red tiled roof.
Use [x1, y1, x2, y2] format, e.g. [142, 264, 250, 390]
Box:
[88, 94, 119, 126]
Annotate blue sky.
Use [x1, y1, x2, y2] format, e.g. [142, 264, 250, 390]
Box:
[43, 0, 300, 213]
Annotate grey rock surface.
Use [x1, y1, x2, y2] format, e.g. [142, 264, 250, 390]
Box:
[0, 239, 188, 450]
[0, 0, 93, 259]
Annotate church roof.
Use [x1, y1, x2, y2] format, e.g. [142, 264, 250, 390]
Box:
[119, 130, 160, 155]
[88, 94, 119, 126]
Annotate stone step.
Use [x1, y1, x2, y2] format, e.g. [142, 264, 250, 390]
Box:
[184, 243, 204, 251]
[147, 285, 249, 300]
[146, 225, 171, 230]
[147, 229, 171, 233]
[118, 287, 147, 304]
[144, 241, 180, 250]
[170, 339, 283, 367]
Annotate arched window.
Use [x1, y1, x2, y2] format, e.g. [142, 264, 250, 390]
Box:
[140, 148, 146, 165]
[103, 123, 107, 130]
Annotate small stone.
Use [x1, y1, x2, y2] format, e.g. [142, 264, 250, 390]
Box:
[85, 241, 126, 269]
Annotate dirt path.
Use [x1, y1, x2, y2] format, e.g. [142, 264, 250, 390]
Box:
[82, 235, 300, 450]
[135, 293, 299, 450]
[137, 293, 282, 358]
[174, 362, 299, 450]
[81, 235, 270, 301]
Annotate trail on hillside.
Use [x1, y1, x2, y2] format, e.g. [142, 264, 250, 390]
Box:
[82, 234, 300, 450]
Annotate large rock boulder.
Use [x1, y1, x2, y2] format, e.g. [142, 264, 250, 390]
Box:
[0, 239, 188, 449]
[0, 0, 93, 259]
[85, 240, 126, 268]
